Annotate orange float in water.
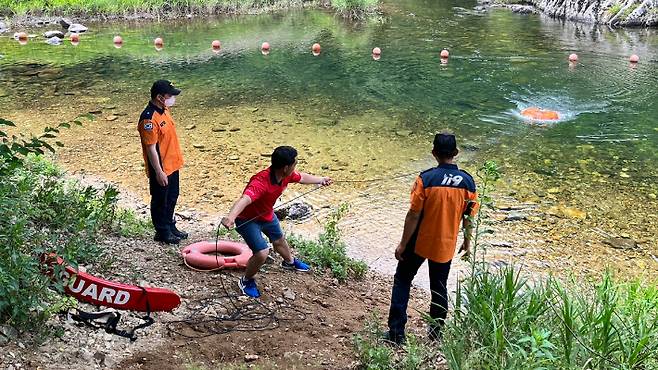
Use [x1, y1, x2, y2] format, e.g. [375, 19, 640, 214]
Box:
[16, 32, 28, 45]
[312, 43, 321, 53]
[521, 107, 560, 121]
[261, 42, 270, 55]
[212, 40, 221, 52]
[629, 54, 639, 63]
[113, 35, 123, 48]
[154, 37, 163, 46]
[70, 33, 80, 45]
[569, 53, 578, 62]
[440, 49, 449, 59]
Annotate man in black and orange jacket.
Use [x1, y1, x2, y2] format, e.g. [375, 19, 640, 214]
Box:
[137, 80, 187, 244]
[385, 133, 478, 344]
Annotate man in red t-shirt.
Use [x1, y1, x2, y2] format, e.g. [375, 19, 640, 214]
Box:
[221, 146, 332, 298]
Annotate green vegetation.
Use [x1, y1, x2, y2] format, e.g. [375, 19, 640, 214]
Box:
[608, 3, 623, 16]
[0, 117, 151, 333]
[0, 0, 379, 16]
[288, 203, 367, 282]
[441, 161, 658, 369]
[353, 314, 443, 369]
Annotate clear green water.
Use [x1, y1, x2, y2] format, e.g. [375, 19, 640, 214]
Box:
[1, 0, 657, 223]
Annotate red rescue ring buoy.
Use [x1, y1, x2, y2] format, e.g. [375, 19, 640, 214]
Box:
[181, 241, 252, 271]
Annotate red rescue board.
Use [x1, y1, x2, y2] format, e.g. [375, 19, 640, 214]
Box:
[45, 255, 180, 312]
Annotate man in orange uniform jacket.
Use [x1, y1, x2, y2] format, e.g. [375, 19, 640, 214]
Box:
[137, 80, 187, 245]
[385, 133, 478, 344]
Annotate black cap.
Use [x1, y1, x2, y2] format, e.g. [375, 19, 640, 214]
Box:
[433, 133, 458, 156]
[151, 80, 181, 98]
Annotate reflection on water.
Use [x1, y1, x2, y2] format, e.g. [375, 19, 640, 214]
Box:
[1, 0, 657, 277]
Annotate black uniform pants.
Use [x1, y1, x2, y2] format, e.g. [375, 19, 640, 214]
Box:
[148, 165, 179, 235]
[387, 246, 452, 337]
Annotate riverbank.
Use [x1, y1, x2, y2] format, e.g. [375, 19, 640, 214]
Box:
[484, 0, 658, 27]
[0, 0, 379, 29]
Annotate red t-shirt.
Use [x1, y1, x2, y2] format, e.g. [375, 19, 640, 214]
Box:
[238, 167, 302, 222]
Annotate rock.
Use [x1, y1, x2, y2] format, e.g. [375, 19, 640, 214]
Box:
[93, 351, 106, 365]
[45, 37, 62, 45]
[0, 325, 18, 345]
[59, 18, 72, 29]
[192, 144, 205, 149]
[228, 155, 239, 161]
[509, 4, 536, 14]
[395, 130, 412, 137]
[548, 206, 586, 220]
[251, 108, 259, 113]
[505, 211, 526, 221]
[649, 194, 657, 200]
[603, 238, 637, 250]
[490, 241, 513, 248]
[229, 127, 240, 132]
[211, 126, 226, 132]
[185, 124, 196, 130]
[547, 187, 561, 194]
[105, 115, 118, 121]
[0, 21, 7, 33]
[44, 30, 65, 39]
[245, 354, 259, 362]
[282, 288, 296, 301]
[68, 23, 88, 33]
[275, 201, 313, 221]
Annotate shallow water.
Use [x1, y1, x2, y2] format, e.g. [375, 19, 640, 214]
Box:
[1, 0, 657, 282]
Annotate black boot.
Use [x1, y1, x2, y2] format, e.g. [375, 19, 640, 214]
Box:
[154, 231, 181, 245]
[171, 224, 188, 240]
[382, 330, 406, 346]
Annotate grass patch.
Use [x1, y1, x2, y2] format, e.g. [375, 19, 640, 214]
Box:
[0, 0, 380, 17]
[608, 2, 623, 16]
[113, 208, 152, 238]
[353, 314, 443, 369]
[288, 203, 367, 282]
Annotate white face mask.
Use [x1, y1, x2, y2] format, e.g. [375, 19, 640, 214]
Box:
[164, 96, 176, 107]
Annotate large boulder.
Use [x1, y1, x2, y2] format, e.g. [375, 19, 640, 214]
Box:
[0, 21, 7, 34]
[68, 23, 88, 33]
[59, 18, 72, 29]
[44, 30, 65, 39]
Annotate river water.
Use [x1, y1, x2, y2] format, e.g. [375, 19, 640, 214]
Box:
[1, 0, 657, 287]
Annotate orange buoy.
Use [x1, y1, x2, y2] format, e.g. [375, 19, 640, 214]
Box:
[568, 53, 578, 62]
[261, 42, 270, 55]
[154, 37, 163, 46]
[312, 43, 321, 53]
[113, 35, 123, 48]
[521, 107, 560, 121]
[629, 54, 639, 63]
[440, 49, 449, 59]
[212, 40, 221, 52]
[70, 33, 80, 45]
[372, 47, 381, 56]
[16, 32, 28, 45]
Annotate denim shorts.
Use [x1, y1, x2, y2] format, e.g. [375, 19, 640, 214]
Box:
[235, 215, 284, 253]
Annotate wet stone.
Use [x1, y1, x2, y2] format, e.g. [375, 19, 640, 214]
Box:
[603, 238, 638, 250]
[505, 211, 527, 221]
[44, 30, 65, 39]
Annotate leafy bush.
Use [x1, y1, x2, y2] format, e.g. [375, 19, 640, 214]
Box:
[288, 203, 367, 282]
[0, 116, 148, 332]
